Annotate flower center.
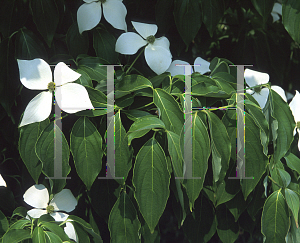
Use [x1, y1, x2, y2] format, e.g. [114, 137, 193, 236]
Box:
[46, 205, 54, 214]
[146, 35, 155, 44]
[253, 86, 262, 94]
[47, 82, 56, 92]
[297, 121, 300, 129]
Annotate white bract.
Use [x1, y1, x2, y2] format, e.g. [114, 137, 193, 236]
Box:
[271, 3, 282, 22]
[166, 57, 210, 76]
[115, 21, 172, 75]
[23, 184, 78, 241]
[77, 0, 127, 34]
[17, 58, 94, 127]
[0, 174, 6, 187]
[244, 68, 287, 109]
[289, 90, 300, 151]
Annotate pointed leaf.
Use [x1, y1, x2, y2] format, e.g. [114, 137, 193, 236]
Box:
[261, 190, 290, 243]
[70, 116, 103, 190]
[283, 0, 300, 44]
[285, 188, 300, 228]
[2, 229, 31, 243]
[32, 227, 46, 243]
[108, 191, 141, 243]
[251, 0, 275, 23]
[133, 137, 170, 233]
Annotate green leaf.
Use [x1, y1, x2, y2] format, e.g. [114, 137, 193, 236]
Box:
[153, 88, 184, 135]
[32, 227, 46, 243]
[283, 0, 300, 44]
[93, 28, 118, 64]
[277, 168, 291, 188]
[183, 194, 217, 243]
[114, 111, 131, 184]
[70, 116, 103, 190]
[205, 111, 230, 183]
[284, 152, 300, 175]
[29, 0, 59, 47]
[19, 119, 50, 183]
[35, 122, 71, 193]
[261, 190, 290, 243]
[216, 204, 239, 243]
[133, 137, 170, 233]
[115, 75, 153, 99]
[251, 0, 275, 23]
[128, 116, 165, 133]
[44, 231, 63, 243]
[201, 0, 225, 37]
[66, 22, 89, 59]
[12, 207, 28, 218]
[0, 210, 8, 237]
[123, 110, 154, 122]
[72, 222, 90, 243]
[225, 192, 247, 222]
[15, 28, 47, 60]
[263, 89, 295, 164]
[78, 57, 107, 82]
[2, 229, 31, 243]
[241, 113, 268, 200]
[108, 191, 141, 243]
[40, 222, 69, 241]
[173, 0, 202, 46]
[180, 112, 210, 209]
[285, 188, 300, 228]
[9, 220, 31, 230]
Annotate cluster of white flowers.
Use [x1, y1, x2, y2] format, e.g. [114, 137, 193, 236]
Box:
[23, 184, 78, 242]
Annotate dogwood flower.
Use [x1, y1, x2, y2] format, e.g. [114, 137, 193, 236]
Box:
[166, 57, 210, 76]
[0, 174, 6, 187]
[77, 0, 127, 34]
[271, 3, 282, 22]
[244, 68, 287, 109]
[115, 21, 172, 75]
[289, 90, 300, 151]
[17, 58, 94, 127]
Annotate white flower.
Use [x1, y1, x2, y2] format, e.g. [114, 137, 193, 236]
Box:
[166, 57, 210, 76]
[115, 21, 172, 75]
[24, 184, 78, 241]
[289, 90, 300, 151]
[77, 0, 127, 34]
[0, 174, 6, 187]
[244, 68, 287, 109]
[271, 3, 282, 22]
[17, 59, 94, 127]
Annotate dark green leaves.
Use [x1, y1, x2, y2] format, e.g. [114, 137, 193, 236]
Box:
[174, 0, 202, 46]
[30, 0, 59, 47]
[261, 190, 290, 243]
[283, 0, 300, 44]
[252, 0, 276, 23]
[70, 117, 103, 190]
[67, 22, 89, 59]
[108, 191, 141, 243]
[133, 137, 170, 233]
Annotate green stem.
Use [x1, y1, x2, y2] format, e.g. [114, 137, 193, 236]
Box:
[125, 46, 146, 75]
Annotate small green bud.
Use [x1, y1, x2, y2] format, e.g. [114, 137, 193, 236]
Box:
[46, 205, 54, 214]
[47, 82, 56, 92]
[146, 35, 155, 44]
[253, 86, 262, 94]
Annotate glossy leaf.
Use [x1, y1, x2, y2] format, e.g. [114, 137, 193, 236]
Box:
[153, 88, 184, 135]
[277, 168, 291, 188]
[32, 227, 46, 243]
[241, 113, 268, 200]
[0, 210, 8, 237]
[108, 191, 141, 243]
[252, 0, 275, 22]
[78, 57, 107, 82]
[133, 137, 170, 233]
[44, 231, 63, 243]
[2, 229, 31, 243]
[70, 116, 103, 190]
[285, 188, 299, 228]
[283, 0, 300, 44]
[35, 122, 70, 193]
[261, 190, 290, 243]
[205, 111, 230, 183]
[114, 111, 131, 184]
[180, 112, 210, 209]
[93, 28, 118, 64]
[284, 152, 300, 175]
[29, 0, 59, 47]
[19, 119, 50, 183]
